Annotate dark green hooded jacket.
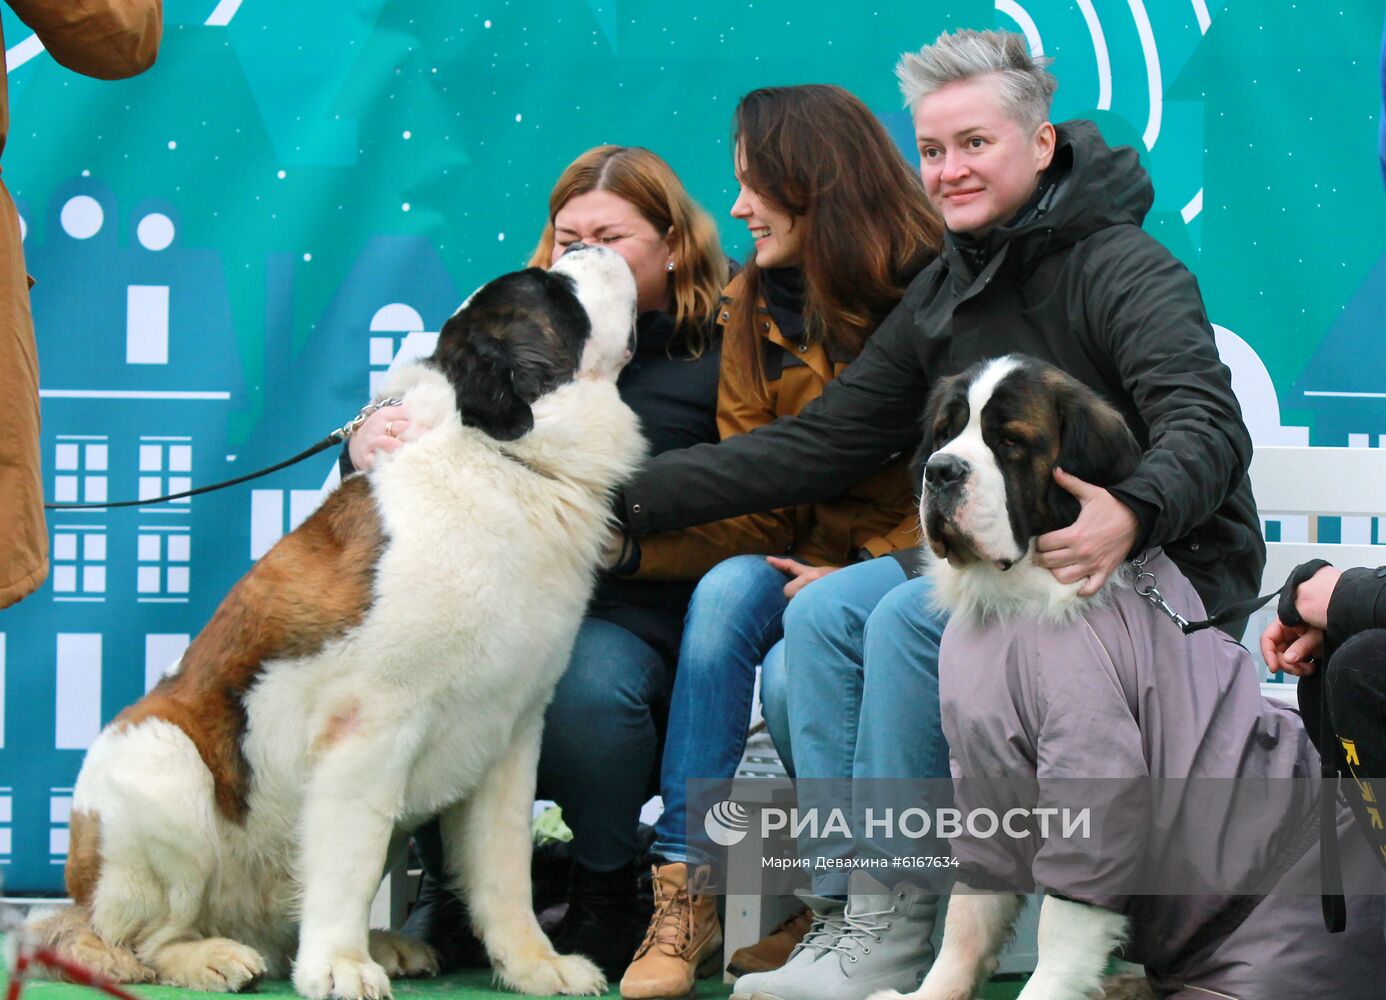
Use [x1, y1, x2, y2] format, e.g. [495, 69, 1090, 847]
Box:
[620, 120, 1264, 617]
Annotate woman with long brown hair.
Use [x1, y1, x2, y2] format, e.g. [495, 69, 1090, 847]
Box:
[616, 86, 942, 1000]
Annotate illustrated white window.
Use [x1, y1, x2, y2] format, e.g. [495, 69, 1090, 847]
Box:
[369, 303, 425, 397]
[0, 785, 12, 859]
[127, 284, 170, 365]
[250, 488, 327, 560]
[53, 436, 109, 505]
[138, 437, 193, 505]
[49, 789, 73, 861]
[54, 634, 101, 750]
[144, 633, 190, 692]
[137, 528, 191, 598]
[51, 526, 108, 598]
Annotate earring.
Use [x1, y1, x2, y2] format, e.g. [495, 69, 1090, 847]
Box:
[666, 261, 674, 272]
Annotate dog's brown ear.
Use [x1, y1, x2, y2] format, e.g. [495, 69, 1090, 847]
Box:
[1047, 374, 1143, 524]
[912, 372, 965, 491]
[433, 308, 566, 441]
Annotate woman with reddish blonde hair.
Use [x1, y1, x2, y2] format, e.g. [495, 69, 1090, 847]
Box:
[529, 144, 726, 339]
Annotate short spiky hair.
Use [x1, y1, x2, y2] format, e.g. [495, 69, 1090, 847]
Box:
[896, 29, 1057, 131]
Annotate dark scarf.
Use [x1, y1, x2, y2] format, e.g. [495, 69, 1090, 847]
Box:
[634, 310, 682, 358]
[759, 266, 806, 341]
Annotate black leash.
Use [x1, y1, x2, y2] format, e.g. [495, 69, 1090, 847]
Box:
[43, 398, 401, 511]
[1133, 553, 1347, 933]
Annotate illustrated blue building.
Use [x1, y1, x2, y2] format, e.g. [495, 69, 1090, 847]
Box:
[0, 179, 460, 891]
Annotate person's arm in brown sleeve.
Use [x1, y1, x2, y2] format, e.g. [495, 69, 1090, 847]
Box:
[9, 0, 162, 80]
[859, 509, 923, 560]
[631, 511, 797, 581]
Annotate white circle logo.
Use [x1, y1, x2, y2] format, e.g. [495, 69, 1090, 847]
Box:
[703, 800, 750, 847]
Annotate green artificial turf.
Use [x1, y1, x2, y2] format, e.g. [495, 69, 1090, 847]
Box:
[2, 937, 1027, 999]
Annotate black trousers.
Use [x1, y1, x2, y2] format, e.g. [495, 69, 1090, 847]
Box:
[1301, 628, 1386, 875]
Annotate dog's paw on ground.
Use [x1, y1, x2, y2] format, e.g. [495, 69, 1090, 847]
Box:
[153, 937, 267, 992]
[294, 952, 393, 1000]
[367, 930, 439, 978]
[1099, 974, 1156, 1000]
[496, 952, 606, 996]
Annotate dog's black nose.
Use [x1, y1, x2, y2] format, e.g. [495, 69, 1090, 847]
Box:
[562, 240, 590, 255]
[925, 453, 968, 491]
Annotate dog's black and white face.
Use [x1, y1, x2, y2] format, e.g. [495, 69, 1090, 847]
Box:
[430, 246, 637, 440]
[919, 355, 1142, 574]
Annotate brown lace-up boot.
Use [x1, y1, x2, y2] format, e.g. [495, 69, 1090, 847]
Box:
[725, 905, 811, 976]
[619, 862, 722, 999]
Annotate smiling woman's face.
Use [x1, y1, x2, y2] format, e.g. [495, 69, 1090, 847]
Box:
[729, 143, 803, 269]
[551, 189, 672, 315]
[913, 73, 1055, 236]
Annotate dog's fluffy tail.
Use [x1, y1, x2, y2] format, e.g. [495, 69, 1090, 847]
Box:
[1100, 972, 1157, 1000]
[25, 905, 156, 985]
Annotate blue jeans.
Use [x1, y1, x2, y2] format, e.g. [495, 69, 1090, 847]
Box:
[651, 554, 790, 862]
[537, 617, 673, 872]
[759, 640, 792, 775]
[776, 558, 950, 893]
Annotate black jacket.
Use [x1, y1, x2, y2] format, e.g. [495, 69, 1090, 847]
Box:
[586, 312, 721, 661]
[1326, 567, 1386, 648]
[621, 121, 1264, 617]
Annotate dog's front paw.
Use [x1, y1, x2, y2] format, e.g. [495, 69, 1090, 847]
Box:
[154, 938, 267, 992]
[293, 951, 393, 1000]
[367, 930, 439, 978]
[496, 952, 606, 997]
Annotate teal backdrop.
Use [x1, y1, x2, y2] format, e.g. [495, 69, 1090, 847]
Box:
[2, 0, 1385, 891]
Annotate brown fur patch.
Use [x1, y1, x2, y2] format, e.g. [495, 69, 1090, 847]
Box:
[65, 809, 103, 907]
[115, 475, 387, 822]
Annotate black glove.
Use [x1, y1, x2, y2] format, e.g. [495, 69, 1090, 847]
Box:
[1276, 559, 1333, 629]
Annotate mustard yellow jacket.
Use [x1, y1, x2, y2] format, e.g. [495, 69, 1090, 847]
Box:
[0, 0, 162, 607]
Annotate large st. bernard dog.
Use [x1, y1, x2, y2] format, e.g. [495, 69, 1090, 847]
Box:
[30, 246, 647, 1000]
[879, 356, 1384, 1000]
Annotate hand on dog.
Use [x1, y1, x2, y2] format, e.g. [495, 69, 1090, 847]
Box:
[1034, 468, 1140, 597]
[765, 556, 839, 599]
[1260, 618, 1324, 676]
[348, 404, 416, 471]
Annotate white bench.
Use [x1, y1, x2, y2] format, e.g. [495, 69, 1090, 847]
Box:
[1249, 445, 1386, 705]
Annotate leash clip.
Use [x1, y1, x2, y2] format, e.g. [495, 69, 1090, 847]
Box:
[333, 397, 403, 442]
[1130, 551, 1191, 632]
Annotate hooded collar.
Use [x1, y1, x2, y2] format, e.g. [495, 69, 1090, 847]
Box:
[941, 120, 1153, 284]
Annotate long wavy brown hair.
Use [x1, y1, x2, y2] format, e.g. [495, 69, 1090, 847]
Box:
[727, 85, 942, 396]
[530, 145, 727, 355]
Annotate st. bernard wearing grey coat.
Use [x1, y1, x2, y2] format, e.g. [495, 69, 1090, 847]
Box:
[873, 356, 1385, 1000]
